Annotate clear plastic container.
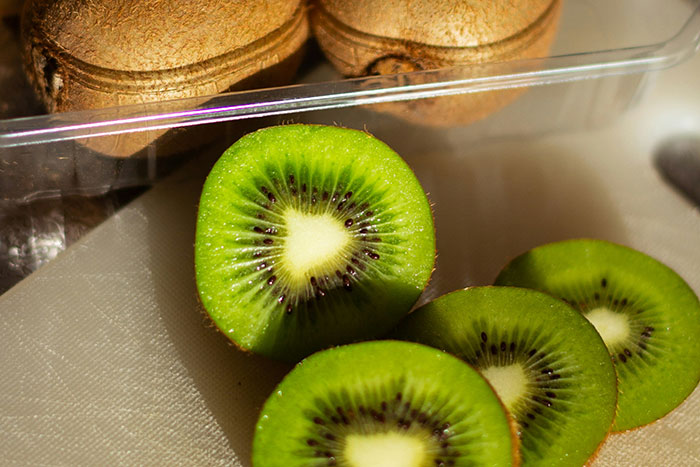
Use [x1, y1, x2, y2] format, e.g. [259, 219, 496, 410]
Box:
[0, 0, 699, 203]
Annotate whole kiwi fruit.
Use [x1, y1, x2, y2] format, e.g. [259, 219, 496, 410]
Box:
[21, 0, 309, 157]
[311, 0, 561, 126]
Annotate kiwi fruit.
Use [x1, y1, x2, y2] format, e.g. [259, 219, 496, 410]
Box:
[495, 239, 700, 432]
[20, 0, 309, 157]
[253, 340, 519, 466]
[393, 286, 617, 466]
[310, 0, 561, 126]
[195, 124, 435, 362]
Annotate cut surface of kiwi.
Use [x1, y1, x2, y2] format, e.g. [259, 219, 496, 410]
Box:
[495, 238, 700, 432]
[253, 340, 518, 467]
[393, 286, 617, 466]
[195, 124, 435, 362]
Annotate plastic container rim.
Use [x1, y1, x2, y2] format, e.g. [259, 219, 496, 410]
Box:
[0, 3, 699, 149]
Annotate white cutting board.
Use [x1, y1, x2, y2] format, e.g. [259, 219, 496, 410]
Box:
[2, 53, 700, 467]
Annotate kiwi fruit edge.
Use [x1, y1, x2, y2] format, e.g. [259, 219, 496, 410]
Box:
[20, 0, 309, 157]
[253, 340, 519, 467]
[195, 124, 436, 363]
[494, 238, 700, 432]
[310, 0, 562, 127]
[392, 286, 618, 466]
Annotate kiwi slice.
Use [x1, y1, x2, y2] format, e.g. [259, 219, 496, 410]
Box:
[253, 340, 518, 466]
[495, 238, 700, 432]
[393, 286, 617, 466]
[195, 124, 435, 362]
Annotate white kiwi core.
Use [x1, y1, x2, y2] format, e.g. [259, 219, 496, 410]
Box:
[343, 432, 428, 467]
[584, 307, 630, 347]
[282, 209, 352, 282]
[481, 364, 528, 411]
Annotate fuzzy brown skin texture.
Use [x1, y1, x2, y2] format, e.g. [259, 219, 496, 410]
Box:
[21, 0, 309, 157]
[311, 0, 561, 126]
[317, 0, 553, 47]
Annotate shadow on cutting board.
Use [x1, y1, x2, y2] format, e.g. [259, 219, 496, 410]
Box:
[146, 120, 294, 464]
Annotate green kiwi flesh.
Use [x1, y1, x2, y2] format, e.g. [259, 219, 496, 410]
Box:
[393, 286, 617, 466]
[495, 238, 700, 432]
[253, 340, 518, 466]
[195, 124, 435, 362]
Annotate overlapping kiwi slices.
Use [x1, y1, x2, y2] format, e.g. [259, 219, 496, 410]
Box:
[195, 125, 435, 362]
[495, 238, 700, 432]
[393, 286, 617, 466]
[253, 340, 518, 466]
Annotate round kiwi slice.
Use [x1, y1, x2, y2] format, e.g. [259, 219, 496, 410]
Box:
[195, 124, 435, 362]
[393, 286, 617, 466]
[495, 238, 700, 432]
[253, 340, 518, 466]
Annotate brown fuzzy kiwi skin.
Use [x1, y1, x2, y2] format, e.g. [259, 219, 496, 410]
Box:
[314, 0, 554, 48]
[311, 0, 561, 126]
[20, 0, 309, 157]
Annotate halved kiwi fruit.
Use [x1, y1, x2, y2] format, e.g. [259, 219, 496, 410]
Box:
[195, 124, 435, 362]
[253, 340, 518, 466]
[393, 286, 617, 466]
[495, 238, 700, 432]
